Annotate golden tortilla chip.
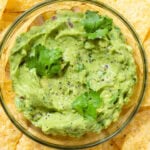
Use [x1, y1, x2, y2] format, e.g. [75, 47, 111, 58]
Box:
[0, 12, 21, 32]
[0, 105, 22, 149]
[0, 26, 8, 42]
[87, 139, 119, 150]
[16, 135, 54, 150]
[140, 33, 150, 108]
[88, 145, 102, 150]
[0, 20, 11, 32]
[101, 140, 119, 150]
[144, 32, 150, 71]
[112, 110, 150, 149]
[0, 0, 8, 19]
[6, 0, 43, 12]
[122, 110, 150, 150]
[142, 79, 150, 108]
[144, 28, 150, 42]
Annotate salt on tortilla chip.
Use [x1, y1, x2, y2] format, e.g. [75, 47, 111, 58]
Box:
[122, 110, 150, 150]
[16, 135, 54, 150]
[0, 0, 8, 19]
[0, 69, 28, 149]
[6, 0, 42, 12]
[112, 110, 150, 149]
[0, 105, 22, 149]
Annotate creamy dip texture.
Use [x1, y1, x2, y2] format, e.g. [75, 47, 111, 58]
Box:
[10, 10, 137, 137]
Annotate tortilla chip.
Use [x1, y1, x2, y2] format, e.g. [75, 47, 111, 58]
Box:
[0, 0, 8, 19]
[144, 28, 150, 42]
[0, 20, 11, 32]
[140, 33, 150, 108]
[142, 77, 150, 108]
[0, 12, 21, 32]
[122, 110, 150, 150]
[87, 139, 119, 150]
[0, 26, 8, 42]
[0, 105, 22, 149]
[112, 110, 150, 149]
[16, 135, 55, 150]
[101, 140, 119, 150]
[87, 145, 102, 150]
[144, 33, 150, 71]
[16, 136, 118, 150]
[6, 0, 42, 12]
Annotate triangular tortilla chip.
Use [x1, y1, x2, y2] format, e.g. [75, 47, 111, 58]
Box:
[0, 0, 8, 19]
[122, 110, 150, 150]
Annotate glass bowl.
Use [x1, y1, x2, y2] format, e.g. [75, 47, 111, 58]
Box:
[0, 0, 147, 149]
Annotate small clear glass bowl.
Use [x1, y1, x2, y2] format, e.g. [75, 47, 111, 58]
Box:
[0, 0, 147, 149]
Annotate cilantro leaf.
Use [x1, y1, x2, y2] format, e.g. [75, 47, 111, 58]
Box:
[85, 104, 97, 119]
[83, 10, 113, 40]
[98, 16, 112, 30]
[72, 90, 103, 120]
[87, 28, 109, 40]
[26, 44, 63, 77]
[83, 10, 101, 33]
[88, 91, 102, 108]
[72, 94, 87, 115]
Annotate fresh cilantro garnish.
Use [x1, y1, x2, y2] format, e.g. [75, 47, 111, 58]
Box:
[26, 44, 63, 77]
[72, 90, 103, 119]
[98, 16, 113, 30]
[87, 28, 109, 40]
[83, 10, 112, 40]
[83, 10, 101, 33]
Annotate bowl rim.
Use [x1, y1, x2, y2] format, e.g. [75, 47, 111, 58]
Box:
[0, 0, 147, 149]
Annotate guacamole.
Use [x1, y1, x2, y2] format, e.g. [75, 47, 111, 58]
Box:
[10, 10, 137, 137]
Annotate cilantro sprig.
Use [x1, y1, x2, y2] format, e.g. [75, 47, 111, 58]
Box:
[83, 10, 112, 39]
[72, 90, 103, 120]
[26, 44, 63, 77]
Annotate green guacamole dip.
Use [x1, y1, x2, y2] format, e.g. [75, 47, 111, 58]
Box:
[10, 10, 137, 137]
